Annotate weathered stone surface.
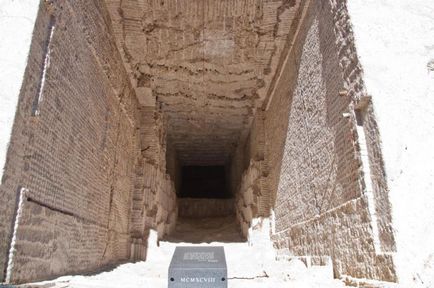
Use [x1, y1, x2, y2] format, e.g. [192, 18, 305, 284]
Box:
[0, 0, 158, 283]
[261, 0, 396, 282]
[0, 0, 398, 285]
[178, 198, 234, 218]
[104, 0, 302, 166]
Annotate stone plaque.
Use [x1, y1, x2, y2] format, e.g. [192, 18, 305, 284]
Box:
[168, 246, 227, 288]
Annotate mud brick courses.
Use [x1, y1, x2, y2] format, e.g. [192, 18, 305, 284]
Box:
[0, 0, 141, 283]
[0, 0, 398, 284]
[265, 0, 396, 281]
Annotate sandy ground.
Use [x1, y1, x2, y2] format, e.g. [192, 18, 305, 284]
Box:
[25, 217, 346, 288]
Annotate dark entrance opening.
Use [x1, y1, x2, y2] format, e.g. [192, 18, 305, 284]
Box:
[179, 165, 229, 199]
[168, 165, 241, 243]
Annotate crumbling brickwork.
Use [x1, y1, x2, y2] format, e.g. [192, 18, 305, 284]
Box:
[232, 109, 269, 227]
[265, 0, 396, 282]
[273, 13, 358, 232]
[129, 106, 177, 261]
[0, 0, 142, 283]
[235, 160, 263, 238]
[104, 0, 305, 167]
[272, 197, 396, 280]
[178, 198, 234, 218]
[0, 0, 397, 284]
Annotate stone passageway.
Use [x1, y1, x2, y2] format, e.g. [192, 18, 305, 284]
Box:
[0, 0, 407, 286]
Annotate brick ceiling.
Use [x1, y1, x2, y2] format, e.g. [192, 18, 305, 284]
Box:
[105, 0, 301, 165]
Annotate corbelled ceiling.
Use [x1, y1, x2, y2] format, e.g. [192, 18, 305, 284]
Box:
[105, 0, 300, 165]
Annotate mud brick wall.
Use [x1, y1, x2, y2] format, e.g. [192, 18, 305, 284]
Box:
[129, 104, 177, 260]
[131, 162, 176, 236]
[235, 161, 262, 238]
[0, 0, 141, 283]
[231, 110, 269, 222]
[272, 196, 396, 280]
[178, 198, 234, 218]
[272, 3, 361, 233]
[0, 0, 398, 284]
[266, 0, 396, 282]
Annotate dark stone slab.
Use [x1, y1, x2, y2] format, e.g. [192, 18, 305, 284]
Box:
[168, 246, 227, 288]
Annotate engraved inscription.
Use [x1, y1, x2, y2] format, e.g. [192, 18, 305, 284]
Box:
[183, 252, 216, 262]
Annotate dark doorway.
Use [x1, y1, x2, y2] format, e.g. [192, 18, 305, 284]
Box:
[179, 166, 229, 199]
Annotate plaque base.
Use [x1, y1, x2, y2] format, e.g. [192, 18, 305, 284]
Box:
[168, 246, 227, 288]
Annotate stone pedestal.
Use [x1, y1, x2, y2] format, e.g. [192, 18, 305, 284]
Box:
[168, 246, 227, 288]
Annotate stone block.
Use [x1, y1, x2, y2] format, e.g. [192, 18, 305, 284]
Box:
[168, 246, 227, 288]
